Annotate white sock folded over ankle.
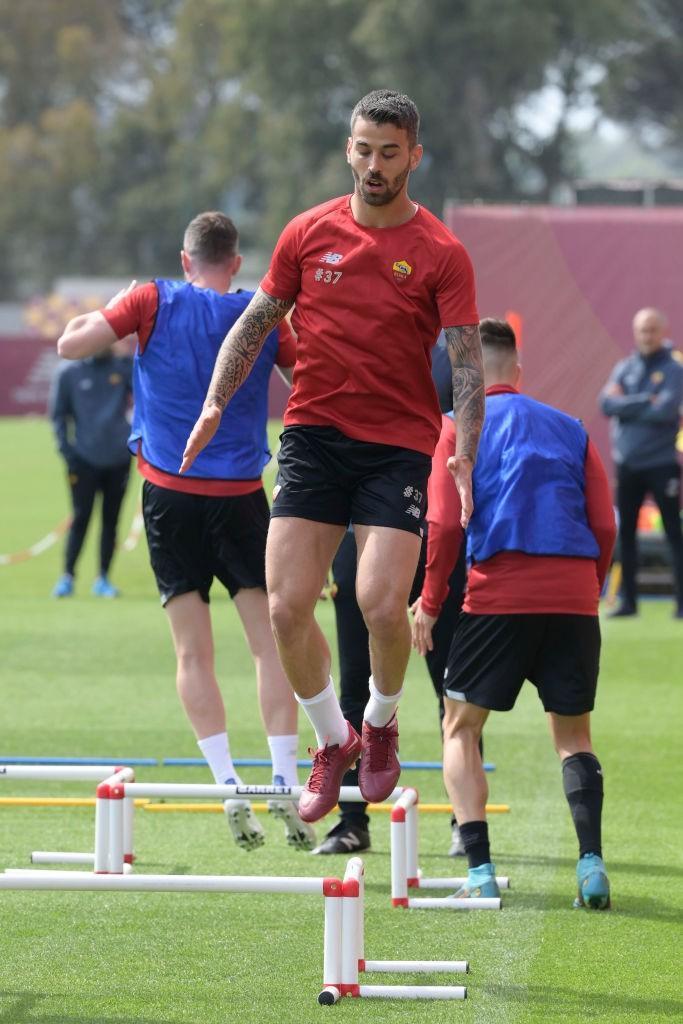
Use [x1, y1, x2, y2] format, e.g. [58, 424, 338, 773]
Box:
[363, 676, 402, 728]
[296, 678, 349, 748]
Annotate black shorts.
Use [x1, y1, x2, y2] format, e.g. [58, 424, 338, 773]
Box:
[142, 481, 269, 606]
[271, 426, 431, 536]
[443, 613, 601, 715]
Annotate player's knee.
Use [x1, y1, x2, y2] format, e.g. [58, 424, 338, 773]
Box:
[268, 593, 310, 646]
[442, 702, 483, 743]
[361, 596, 407, 640]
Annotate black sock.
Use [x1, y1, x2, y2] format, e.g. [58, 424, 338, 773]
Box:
[459, 820, 490, 869]
[562, 752, 603, 858]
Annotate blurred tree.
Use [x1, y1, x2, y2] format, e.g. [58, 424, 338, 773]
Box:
[0, 0, 673, 298]
[601, 0, 683, 156]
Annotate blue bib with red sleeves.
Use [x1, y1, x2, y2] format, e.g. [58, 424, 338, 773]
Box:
[129, 280, 279, 479]
[467, 392, 599, 564]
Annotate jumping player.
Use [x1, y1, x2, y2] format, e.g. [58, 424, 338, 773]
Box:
[414, 318, 616, 908]
[56, 212, 315, 852]
[181, 91, 484, 823]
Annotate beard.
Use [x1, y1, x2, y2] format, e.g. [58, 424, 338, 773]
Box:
[352, 162, 411, 206]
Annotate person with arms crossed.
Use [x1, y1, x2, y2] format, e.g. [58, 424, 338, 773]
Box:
[181, 90, 484, 823]
[57, 212, 314, 852]
[599, 307, 683, 619]
[49, 338, 133, 598]
[413, 318, 616, 908]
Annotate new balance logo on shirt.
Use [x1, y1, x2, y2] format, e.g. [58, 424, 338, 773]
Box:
[319, 252, 344, 264]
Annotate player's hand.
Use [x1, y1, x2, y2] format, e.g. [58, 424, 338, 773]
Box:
[447, 454, 474, 528]
[106, 280, 137, 309]
[180, 404, 222, 474]
[604, 382, 624, 398]
[410, 597, 437, 656]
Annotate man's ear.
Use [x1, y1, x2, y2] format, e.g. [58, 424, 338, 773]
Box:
[232, 254, 243, 277]
[409, 143, 423, 172]
[346, 137, 352, 164]
[180, 250, 192, 279]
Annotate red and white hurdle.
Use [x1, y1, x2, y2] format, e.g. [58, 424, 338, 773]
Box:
[391, 788, 508, 910]
[0, 857, 469, 1003]
[318, 856, 467, 1002]
[0, 764, 137, 871]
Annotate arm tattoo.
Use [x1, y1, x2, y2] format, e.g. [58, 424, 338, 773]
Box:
[444, 324, 485, 463]
[206, 288, 294, 410]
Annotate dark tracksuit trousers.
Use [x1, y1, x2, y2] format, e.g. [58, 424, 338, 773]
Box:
[331, 528, 467, 828]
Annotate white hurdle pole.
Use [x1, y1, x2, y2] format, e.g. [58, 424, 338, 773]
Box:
[0, 871, 332, 894]
[31, 852, 94, 865]
[0, 765, 122, 782]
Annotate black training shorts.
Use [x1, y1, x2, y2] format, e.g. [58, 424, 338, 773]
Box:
[443, 612, 601, 715]
[142, 480, 269, 606]
[271, 425, 431, 536]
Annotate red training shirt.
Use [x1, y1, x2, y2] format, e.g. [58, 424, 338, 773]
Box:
[261, 195, 478, 457]
[103, 282, 296, 496]
[421, 387, 617, 616]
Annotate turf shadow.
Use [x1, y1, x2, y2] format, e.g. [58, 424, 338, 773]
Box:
[0, 993, 183, 1024]
[495, 852, 683, 879]
[481, 982, 683, 1020]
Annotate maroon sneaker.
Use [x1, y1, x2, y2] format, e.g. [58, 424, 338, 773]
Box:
[298, 722, 362, 823]
[358, 714, 400, 803]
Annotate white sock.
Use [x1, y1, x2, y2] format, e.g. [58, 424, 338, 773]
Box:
[296, 678, 348, 748]
[197, 732, 242, 786]
[363, 676, 402, 728]
[267, 734, 299, 786]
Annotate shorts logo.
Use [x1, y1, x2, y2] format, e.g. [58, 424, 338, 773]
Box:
[393, 259, 412, 281]
[405, 504, 421, 518]
[272, 484, 282, 501]
[320, 252, 344, 264]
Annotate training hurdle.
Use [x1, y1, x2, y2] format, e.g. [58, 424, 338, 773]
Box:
[318, 857, 467, 1002]
[390, 788, 506, 910]
[0, 857, 469, 1003]
[0, 764, 137, 870]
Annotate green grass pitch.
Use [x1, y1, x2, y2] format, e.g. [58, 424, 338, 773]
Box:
[0, 416, 681, 1023]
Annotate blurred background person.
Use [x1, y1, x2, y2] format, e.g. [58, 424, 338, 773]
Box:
[49, 336, 133, 598]
[599, 307, 683, 619]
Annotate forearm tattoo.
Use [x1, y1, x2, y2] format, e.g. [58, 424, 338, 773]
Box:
[444, 324, 485, 463]
[206, 288, 294, 410]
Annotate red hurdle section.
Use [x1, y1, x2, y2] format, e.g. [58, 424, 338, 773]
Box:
[318, 856, 468, 1003]
[390, 788, 508, 910]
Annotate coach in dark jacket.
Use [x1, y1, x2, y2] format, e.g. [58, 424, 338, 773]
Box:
[49, 345, 133, 598]
[599, 307, 683, 618]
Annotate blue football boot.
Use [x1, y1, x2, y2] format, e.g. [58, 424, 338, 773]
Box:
[52, 573, 74, 598]
[574, 853, 611, 910]
[92, 575, 119, 598]
[454, 862, 501, 899]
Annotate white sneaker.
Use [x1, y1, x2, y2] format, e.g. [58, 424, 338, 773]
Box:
[448, 821, 466, 857]
[223, 795, 265, 852]
[268, 775, 316, 851]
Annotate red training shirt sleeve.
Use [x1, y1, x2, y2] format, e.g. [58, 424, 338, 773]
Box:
[101, 281, 159, 354]
[435, 240, 478, 328]
[584, 439, 617, 590]
[276, 319, 297, 367]
[421, 417, 464, 618]
[260, 217, 304, 301]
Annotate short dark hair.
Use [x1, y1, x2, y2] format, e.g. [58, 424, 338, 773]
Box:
[479, 317, 517, 353]
[350, 90, 420, 147]
[183, 212, 239, 264]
